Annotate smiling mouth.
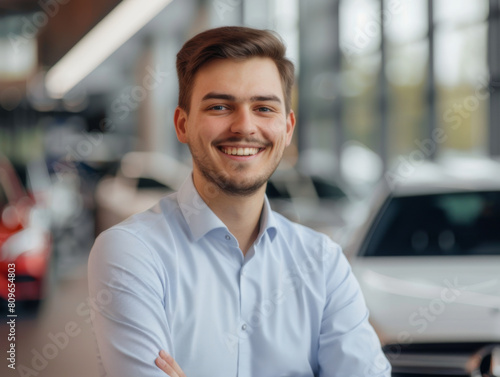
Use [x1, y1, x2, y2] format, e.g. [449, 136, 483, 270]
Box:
[219, 146, 262, 156]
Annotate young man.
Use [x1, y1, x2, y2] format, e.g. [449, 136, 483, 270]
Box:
[88, 26, 391, 377]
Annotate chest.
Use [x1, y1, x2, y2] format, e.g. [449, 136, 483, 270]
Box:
[168, 246, 324, 376]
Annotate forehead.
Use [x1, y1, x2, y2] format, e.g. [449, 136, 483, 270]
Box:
[191, 57, 284, 102]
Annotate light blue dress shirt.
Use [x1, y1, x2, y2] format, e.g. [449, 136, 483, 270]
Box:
[88, 175, 391, 377]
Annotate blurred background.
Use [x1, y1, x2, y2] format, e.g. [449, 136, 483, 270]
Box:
[1, 0, 500, 376]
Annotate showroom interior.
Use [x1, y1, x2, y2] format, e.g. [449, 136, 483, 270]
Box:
[1, 0, 500, 376]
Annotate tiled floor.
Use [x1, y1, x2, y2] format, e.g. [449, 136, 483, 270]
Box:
[2, 263, 100, 377]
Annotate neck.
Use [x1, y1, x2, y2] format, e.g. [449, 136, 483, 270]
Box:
[193, 173, 265, 255]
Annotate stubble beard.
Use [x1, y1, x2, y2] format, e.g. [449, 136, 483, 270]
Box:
[189, 143, 282, 197]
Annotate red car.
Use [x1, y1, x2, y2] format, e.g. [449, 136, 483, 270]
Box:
[0, 156, 52, 309]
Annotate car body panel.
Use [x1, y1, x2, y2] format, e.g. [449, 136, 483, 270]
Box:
[353, 256, 500, 343]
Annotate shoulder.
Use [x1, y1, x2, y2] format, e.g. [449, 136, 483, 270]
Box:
[271, 210, 344, 267]
[89, 193, 183, 275]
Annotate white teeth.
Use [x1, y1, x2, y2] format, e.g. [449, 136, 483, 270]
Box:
[221, 147, 260, 156]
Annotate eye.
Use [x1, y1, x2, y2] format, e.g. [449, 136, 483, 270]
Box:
[208, 105, 227, 111]
[257, 106, 273, 112]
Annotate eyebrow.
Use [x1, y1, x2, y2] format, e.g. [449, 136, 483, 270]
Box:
[201, 92, 282, 104]
[250, 95, 282, 104]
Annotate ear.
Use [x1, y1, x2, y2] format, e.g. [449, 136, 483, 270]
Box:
[285, 110, 296, 146]
[174, 106, 189, 144]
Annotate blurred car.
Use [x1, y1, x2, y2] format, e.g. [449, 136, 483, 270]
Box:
[267, 167, 368, 246]
[0, 156, 52, 309]
[346, 159, 500, 376]
[95, 152, 191, 233]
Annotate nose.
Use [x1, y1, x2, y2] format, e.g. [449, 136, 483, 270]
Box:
[230, 107, 256, 136]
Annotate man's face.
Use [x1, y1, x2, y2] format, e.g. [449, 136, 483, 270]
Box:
[174, 57, 295, 197]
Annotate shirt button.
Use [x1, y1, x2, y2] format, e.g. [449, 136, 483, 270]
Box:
[225, 235, 231, 240]
[241, 324, 247, 331]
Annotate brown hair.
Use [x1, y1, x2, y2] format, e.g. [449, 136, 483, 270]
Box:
[176, 26, 295, 114]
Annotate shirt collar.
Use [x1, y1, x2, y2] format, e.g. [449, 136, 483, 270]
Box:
[177, 174, 278, 243]
[259, 195, 278, 243]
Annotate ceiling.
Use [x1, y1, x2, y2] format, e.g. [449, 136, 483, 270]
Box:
[0, 0, 122, 68]
[0, 0, 41, 14]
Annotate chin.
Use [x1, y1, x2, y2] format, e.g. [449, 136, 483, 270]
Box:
[210, 172, 268, 197]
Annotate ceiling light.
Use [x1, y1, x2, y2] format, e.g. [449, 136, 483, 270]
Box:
[45, 0, 172, 99]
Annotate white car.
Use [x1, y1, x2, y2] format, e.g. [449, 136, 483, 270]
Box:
[95, 152, 191, 233]
[346, 159, 500, 376]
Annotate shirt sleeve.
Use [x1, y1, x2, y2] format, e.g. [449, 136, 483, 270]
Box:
[88, 228, 173, 377]
[317, 239, 391, 377]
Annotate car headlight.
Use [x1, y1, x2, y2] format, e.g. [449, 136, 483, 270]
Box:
[1, 227, 46, 261]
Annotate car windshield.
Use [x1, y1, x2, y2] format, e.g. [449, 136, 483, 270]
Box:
[137, 177, 170, 189]
[311, 177, 346, 200]
[362, 191, 500, 257]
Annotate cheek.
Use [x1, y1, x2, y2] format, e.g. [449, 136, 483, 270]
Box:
[187, 117, 215, 143]
[264, 119, 289, 145]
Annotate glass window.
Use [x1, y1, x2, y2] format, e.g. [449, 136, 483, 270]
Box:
[435, 24, 488, 87]
[386, 40, 428, 158]
[341, 53, 381, 151]
[384, 0, 427, 45]
[299, 0, 493, 174]
[340, 0, 381, 58]
[273, 0, 300, 71]
[434, 0, 488, 25]
[435, 22, 488, 154]
[340, 0, 382, 152]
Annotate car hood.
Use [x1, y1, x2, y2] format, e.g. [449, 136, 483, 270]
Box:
[351, 256, 500, 344]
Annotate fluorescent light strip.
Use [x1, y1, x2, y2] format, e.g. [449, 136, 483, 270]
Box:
[45, 0, 172, 98]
